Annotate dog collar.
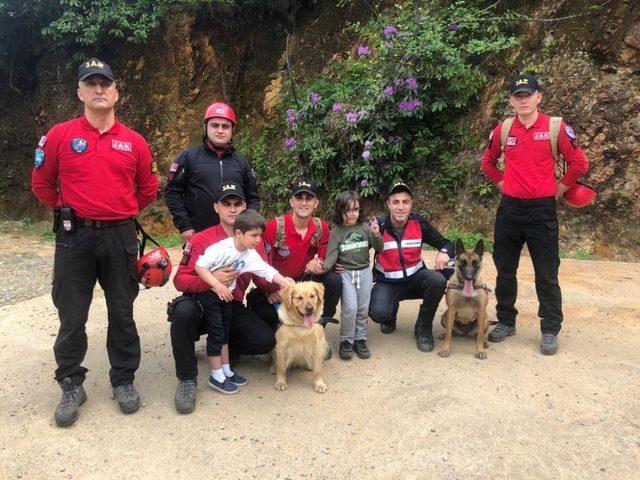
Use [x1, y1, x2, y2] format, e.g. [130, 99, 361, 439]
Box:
[447, 283, 492, 293]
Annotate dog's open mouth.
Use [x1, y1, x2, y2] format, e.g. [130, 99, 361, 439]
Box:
[302, 314, 315, 328]
[463, 279, 474, 297]
[297, 309, 316, 328]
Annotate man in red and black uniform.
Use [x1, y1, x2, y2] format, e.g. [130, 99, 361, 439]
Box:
[481, 73, 589, 355]
[164, 102, 260, 242]
[246, 180, 341, 331]
[31, 58, 158, 427]
[169, 182, 276, 414]
[369, 183, 454, 352]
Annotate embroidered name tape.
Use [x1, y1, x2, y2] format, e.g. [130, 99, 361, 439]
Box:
[112, 140, 132, 152]
[534, 132, 550, 141]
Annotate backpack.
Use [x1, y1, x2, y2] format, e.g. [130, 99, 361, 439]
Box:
[500, 116, 565, 178]
[273, 216, 323, 248]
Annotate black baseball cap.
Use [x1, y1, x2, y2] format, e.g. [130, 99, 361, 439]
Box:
[291, 179, 318, 197]
[215, 181, 246, 202]
[509, 73, 540, 95]
[386, 182, 413, 198]
[78, 58, 115, 82]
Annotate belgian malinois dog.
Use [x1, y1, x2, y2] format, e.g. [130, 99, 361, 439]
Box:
[438, 239, 490, 359]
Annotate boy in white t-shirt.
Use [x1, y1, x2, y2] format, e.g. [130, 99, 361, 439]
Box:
[195, 209, 292, 394]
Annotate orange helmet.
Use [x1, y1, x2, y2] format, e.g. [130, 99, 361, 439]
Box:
[204, 102, 236, 125]
[563, 182, 596, 208]
[136, 247, 172, 288]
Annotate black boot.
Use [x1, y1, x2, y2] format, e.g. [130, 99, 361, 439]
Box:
[414, 319, 434, 352]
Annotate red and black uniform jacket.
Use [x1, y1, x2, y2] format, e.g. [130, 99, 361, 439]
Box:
[373, 213, 453, 283]
[173, 224, 273, 300]
[164, 140, 260, 233]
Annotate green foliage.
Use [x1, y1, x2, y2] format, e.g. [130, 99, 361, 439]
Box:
[443, 227, 493, 253]
[152, 233, 183, 248]
[250, 0, 519, 205]
[0, 1, 220, 49]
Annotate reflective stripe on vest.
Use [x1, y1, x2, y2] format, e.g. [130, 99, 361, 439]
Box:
[374, 259, 423, 279]
[374, 218, 423, 279]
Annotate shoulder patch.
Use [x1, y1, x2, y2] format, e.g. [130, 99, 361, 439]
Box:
[565, 125, 578, 148]
[506, 136, 518, 147]
[564, 125, 575, 139]
[38, 135, 47, 147]
[34, 149, 45, 168]
[169, 162, 179, 173]
[487, 130, 494, 148]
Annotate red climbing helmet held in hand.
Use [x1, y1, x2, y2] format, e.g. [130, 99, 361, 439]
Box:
[134, 219, 172, 288]
[204, 102, 236, 126]
[137, 246, 172, 288]
[563, 181, 597, 208]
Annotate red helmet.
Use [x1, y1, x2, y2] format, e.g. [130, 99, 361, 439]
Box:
[563, 182, 596, 208]
[204, 102, 236, 126]
[136, 247, 172, 288]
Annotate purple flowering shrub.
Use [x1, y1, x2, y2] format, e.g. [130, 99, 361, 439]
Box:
[244, 0, 518, 204]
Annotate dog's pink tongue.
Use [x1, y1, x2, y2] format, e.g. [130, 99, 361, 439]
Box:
[463, 280, 474, 297]
[303, 314, 315, 328]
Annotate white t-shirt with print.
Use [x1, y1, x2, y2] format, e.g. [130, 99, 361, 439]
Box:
[195, 237, 279, 291]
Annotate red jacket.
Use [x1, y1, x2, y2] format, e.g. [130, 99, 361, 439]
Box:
[174, 224, 273, 300]
[262, 213, 330, 280]
[31, 116, 158, 219]
[481, 113, 588, 199]
[373, 213, 453, 283]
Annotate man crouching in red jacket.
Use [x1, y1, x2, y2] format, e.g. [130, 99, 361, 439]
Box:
[168, 181, 275, 413]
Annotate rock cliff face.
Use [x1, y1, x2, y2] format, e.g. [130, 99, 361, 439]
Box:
[0, 0, 638, 257]
[428, 0, 640, 259]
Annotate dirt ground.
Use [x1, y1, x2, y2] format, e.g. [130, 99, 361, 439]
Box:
[0, 240, 639, 480]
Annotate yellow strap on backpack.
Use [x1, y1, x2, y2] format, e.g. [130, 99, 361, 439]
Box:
[499, 116, 564, 179]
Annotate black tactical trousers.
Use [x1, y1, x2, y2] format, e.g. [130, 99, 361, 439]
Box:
[169, 298, 276, 381]
[368, 268, 447, 328]
[52, 221, 140, 387]
[492, 195, 563, 335]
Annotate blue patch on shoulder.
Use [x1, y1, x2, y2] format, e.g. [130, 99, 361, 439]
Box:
[34, 149, 45, 168]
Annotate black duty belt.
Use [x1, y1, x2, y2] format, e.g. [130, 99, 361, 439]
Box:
[76, 216, 134, 229]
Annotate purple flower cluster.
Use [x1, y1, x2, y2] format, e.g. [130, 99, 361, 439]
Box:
[383, 25, 397, 37]
[309, 92, 321, 105]
[394, 78, 403, 87]
[384, 41, 394, 49]
[345, 110, 367, 123]
[360, 179, 369, 187]
[332, 103, 342, 112]
[345, 112, 359, 122]
[405, 77, 418, 91]
[285, 108, 297, 126]
[364, 140, 372, 147]
[398, 98, 421, 112]
[447, 22, 458, 31]
[362, 150, 371, 159]
[383, 85, 394, 96]
[357, 45, 370, 58]
[284, 137, 297, 149]
[388, 135, 401, 144]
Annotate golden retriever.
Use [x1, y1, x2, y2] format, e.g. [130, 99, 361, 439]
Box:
[272, 281, 328, 393]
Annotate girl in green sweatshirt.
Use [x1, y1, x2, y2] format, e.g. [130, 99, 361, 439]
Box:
[323, 191, 383, 360]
